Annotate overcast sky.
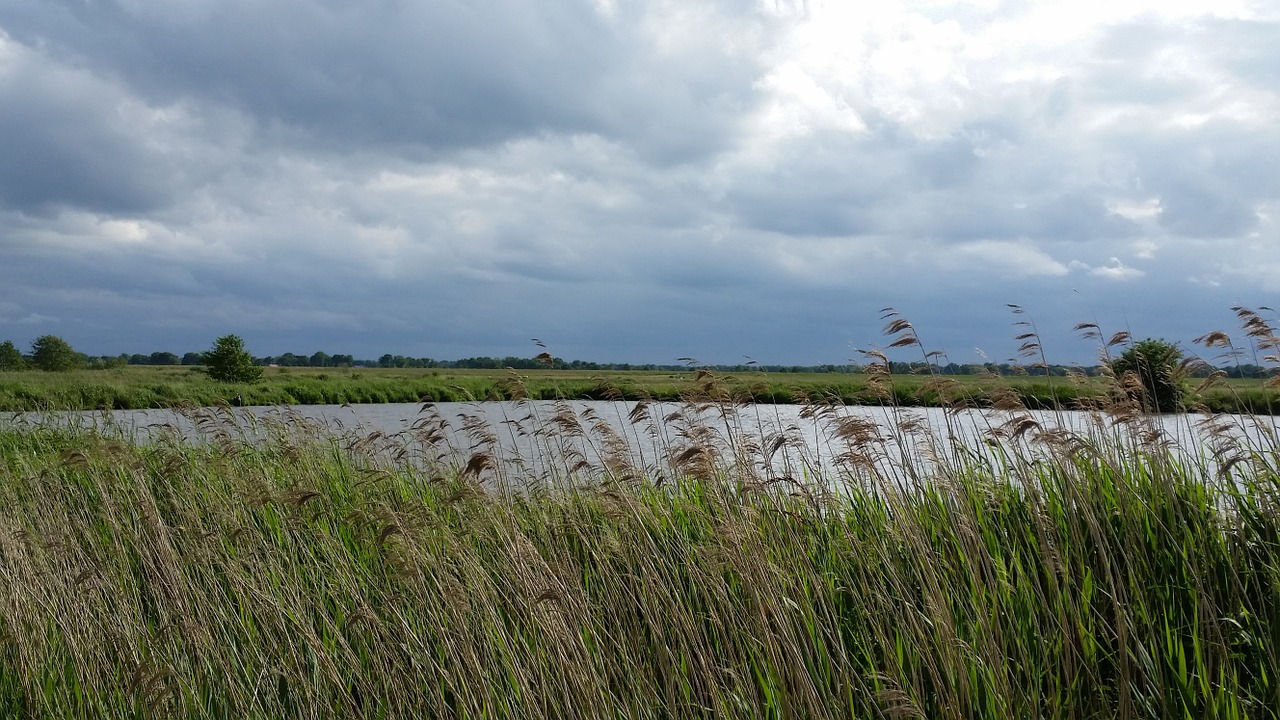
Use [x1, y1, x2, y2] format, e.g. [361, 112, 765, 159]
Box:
[1, 0, 1277, 366]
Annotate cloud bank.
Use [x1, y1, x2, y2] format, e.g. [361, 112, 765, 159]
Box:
[1, 0, 1277, 365]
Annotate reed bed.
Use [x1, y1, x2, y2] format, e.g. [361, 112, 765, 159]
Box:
[1, 382, 1278, 720]
[3, 364, 1275, 415]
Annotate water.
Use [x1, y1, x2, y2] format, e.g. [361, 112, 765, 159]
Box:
[5, 400, 1278, 485]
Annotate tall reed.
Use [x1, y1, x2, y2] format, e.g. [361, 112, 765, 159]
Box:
[1, 386, 1278, 718]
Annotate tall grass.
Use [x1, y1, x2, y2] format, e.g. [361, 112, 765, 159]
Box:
[2, 363, 1275, 414]
[2, 384, 1279, 719]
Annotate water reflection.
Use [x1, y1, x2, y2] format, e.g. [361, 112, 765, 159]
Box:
[5, 401, 1278, 487]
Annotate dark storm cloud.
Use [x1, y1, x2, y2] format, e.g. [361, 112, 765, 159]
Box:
[3, 1, 603, 147]
[0, 2, 1277, 365]
[909, 190, 1139, 243]
[1155, 181, 1260, 238]
[0, 0, 766, 161]
[725, 123, 1138, 244]
[0, 41, 175, 213]
[1116, 121, 1280, 238]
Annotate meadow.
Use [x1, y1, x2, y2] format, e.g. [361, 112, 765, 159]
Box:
[1, 363, 1277, 414]
[2, 381, 1279, 718]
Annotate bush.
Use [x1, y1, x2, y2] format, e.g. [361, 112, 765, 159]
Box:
[29, 335, 82, 372]
[205, 335, 263, 384]
[1110, 338, 1186, 413]
[0, 340, 26, 371]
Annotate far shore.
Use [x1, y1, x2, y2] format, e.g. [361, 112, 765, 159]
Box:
[1, 365, 1276, 415]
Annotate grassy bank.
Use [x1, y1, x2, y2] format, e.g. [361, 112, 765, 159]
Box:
[1, 364, 1277, 414]
[2, 400, 1279, 718]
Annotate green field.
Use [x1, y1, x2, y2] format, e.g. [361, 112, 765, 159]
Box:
[1, 398, 1278, 718]
[1, 364, 1277, 414]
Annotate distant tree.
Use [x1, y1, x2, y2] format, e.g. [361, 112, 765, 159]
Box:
[87, 355, 128, 370]
[0, 340, 26, 371]
[205, 335, 263, 383]
[309, 351, 330, 367]
[1110, 338, 1186, 413]
[181, 352, 205, 366]
[149, 351, 181, 366]
[454, 356, 502, 369]
[1222, 363, 1272, 379]
[275, 352, 307, 367]
[30, 335, 82, 372]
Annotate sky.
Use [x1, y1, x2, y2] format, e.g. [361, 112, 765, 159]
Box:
[1, 0, 1277, 366]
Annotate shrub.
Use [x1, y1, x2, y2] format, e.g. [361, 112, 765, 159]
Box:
[1110, 338, 1186, 413]
[0, 340, 25, 371]
[205, 335, 263, 384]
[29, 335, 82, 372]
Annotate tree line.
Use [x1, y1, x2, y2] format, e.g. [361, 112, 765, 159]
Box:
[2, 334, 1277, 381]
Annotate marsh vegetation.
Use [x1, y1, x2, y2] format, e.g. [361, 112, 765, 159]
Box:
[3, 306, 1280, 415]
[3, 307, 1280, 717]
[3, 376, 1280, 717]
[0, 362, 1277, 415]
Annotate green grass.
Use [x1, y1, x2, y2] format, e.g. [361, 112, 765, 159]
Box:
[2, 364, 1277, 414]
[2, 397, 1279, 718]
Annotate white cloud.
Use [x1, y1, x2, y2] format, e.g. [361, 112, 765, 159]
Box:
[1132, 239, 1158, 259]
[752, 62, 868, 142]
[1188, 275, 1222, 287]
[943, 240, 1070, 277]
[1109, 199, 1161, 221]
[1089, 257, 1145, 280]
[98, 219, 149, 244]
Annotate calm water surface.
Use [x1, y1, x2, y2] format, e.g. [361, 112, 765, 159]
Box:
[6, 401, 1278, 482]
